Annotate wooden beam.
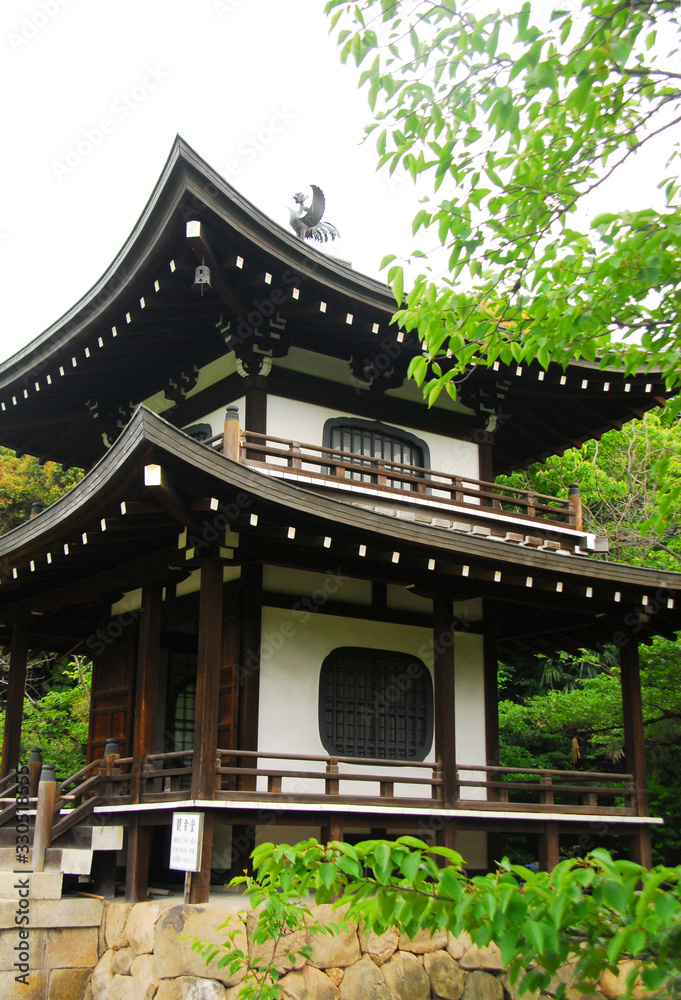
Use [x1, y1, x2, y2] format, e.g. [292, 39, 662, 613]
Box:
[130, 583, 163, 802]
[186, 223, 251, 319]
[144, 464, 204, 534]
[433, 595, 458, 807]
[1, 623, 30, 776]
[2, 545, 181, 621]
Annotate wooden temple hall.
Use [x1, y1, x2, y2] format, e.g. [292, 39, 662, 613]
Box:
[0, 137, 679, 902]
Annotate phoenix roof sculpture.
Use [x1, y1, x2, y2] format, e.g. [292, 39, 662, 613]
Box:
[288, 185, 340, 243]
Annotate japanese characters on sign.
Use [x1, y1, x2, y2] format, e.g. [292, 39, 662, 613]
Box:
[169, 812, 204, 872]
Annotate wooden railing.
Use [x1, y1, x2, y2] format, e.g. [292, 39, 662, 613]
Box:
[19, 752, 636, 819]
[461, 764, 637, 814]
[210, 430, 578, 528]
[215, 748, 443, 801]
[140, 750, 194, 799]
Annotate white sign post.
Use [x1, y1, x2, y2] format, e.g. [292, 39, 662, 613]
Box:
[169, 812, 204, 902]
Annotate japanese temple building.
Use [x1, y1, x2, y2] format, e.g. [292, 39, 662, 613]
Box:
[0, 137, 679, 902]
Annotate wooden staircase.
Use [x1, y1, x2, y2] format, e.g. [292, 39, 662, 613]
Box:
[0, 764, 123, 883]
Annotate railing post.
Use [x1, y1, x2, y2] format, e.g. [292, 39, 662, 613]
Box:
[325, 758, 339, 796]
[540, 775, 554, 807]
[33, 763, 57, 873]
[27, 748, 42, 800]
[451, 476, 463, 504]
[104, 737, 120, 774]
[526, 492, 537, 519]
[288, 442, 302, 470]
[222, 405, 240, 461]
[432, 764, 443, 802]
[568, 483, 583, 530]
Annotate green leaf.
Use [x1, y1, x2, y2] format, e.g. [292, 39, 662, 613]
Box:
[391, 267, 405, 305]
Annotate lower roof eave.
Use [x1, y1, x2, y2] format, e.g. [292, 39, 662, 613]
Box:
[93, 800, 664, 825]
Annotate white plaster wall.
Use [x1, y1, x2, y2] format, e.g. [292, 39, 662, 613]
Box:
[257, 608, 486, 802]
[266, 396, 480, 479]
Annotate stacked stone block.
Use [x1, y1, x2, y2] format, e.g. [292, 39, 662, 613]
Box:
[83, 900, 639, 1000]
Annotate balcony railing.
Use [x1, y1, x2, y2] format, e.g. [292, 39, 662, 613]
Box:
[57, 750, 637, 816]
[201, 426, 582, 531]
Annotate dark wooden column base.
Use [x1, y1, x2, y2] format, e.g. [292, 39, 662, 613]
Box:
[435, 819, 458, 857]
[1, 623, 29, 777]
[486, 832, 504, 873]
[322, 814, 344, 843]
[631, 825, 652, 870]
[538, 821, 560, 872]
[125, 818, 151, 902]
[92, 851, 118, 898]
[189, 813, 214, 904]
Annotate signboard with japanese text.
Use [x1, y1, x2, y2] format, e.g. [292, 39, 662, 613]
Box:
[169, 812, 204, 872]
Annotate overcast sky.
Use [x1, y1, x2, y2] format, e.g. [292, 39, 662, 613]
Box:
[0, 0, 427, 364]
[0, 0, 674, 366]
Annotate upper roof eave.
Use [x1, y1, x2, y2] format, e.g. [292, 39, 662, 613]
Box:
[0, 136, 395, 392]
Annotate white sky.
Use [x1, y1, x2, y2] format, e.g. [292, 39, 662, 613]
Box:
[0, 0, 675, 366]
[0, 0, 423, 364]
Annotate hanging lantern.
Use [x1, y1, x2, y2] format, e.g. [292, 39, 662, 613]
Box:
[192, 259, 211, 296]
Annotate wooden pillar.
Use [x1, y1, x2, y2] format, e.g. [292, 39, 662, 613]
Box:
[1, 622, 30, 777]
[478, 441, 493, 483]
[131, 583, 163, 803]
[237, 565, 263, 791]
[538, 821, 560, 871]
[435, 819, 458, 857]
[483, 611, 501, 871]
[245, 385, 267, 461]
[483, 614, 500, 777]
[92, 850, 117, 898]
[620, 641, 652, 869]
[322, 814, 344, 844]
[192, 560, 224, 802]
[125, 585, 162, 904]
[245, 386, 267, 436]
[189, 812, 215, 904]
[433, 595, 458, 807]
[125, 817, 151, 903]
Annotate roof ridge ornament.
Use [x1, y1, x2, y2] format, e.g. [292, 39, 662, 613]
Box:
[289, 185, 340, 243]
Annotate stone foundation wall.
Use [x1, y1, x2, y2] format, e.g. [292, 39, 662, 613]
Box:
[84, 900, 640, 1000]
[0, 888, 103, 1000]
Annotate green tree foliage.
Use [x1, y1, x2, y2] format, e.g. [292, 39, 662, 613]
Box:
[495, 410, 681, 862]
[199, 839, 681, 999]
[498, 641, 681, 864]
[0, 449, 86, 778]
[0, 658, 91, 779]
[325, 0, 681, 399]
[325, 0, 681, 529]
[0, 447, 82, 534]
[500, 409, 681, 569]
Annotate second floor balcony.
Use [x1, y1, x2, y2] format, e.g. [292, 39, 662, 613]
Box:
[198, 417, 605, 556]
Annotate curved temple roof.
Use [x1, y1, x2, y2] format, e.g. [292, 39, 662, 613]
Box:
[0, 137, 672, 471]
[0, 406, 678, 658]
